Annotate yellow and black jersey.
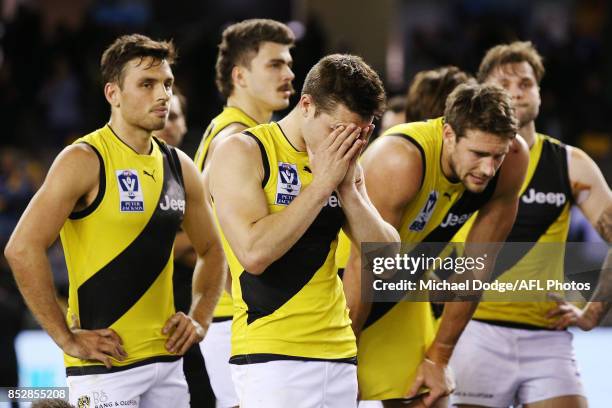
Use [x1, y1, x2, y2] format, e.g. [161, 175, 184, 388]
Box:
[454, 133, 573, 328]
[60, 125, 185, 375]
[356, 117, 500, 400]
[193, 106, 259, 173]
[193, 106, 258, 320]
[216, 122, 357, 365]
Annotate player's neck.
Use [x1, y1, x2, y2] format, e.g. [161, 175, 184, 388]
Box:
[519, 121, 537, 149]
[277, 108, 307, 152]
[227, 94, 273, 124]
[108, 115, 153, 155]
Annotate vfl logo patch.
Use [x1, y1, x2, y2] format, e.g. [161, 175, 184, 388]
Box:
[116, 169, 144, 212]
[77, 395, 90, 408]
[276, 162, 302, 205]
[409, 190, 438, 231]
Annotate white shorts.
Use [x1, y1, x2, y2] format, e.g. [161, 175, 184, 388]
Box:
[358, 401, 383, 408]
[199, 320, 238, 407]
[450, 320, 585, 407]
[231, 360, 358, 408]
[67, 359, 189, 408]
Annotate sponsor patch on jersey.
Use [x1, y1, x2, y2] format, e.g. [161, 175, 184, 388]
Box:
[324, 193, 342, 208]
[409, 190, 438, 231]
[275, 162, 301, 205]
[160, 194, 186, 213]
[440, 211, 473, 228]
[522, 188, 566, 207]
[116, 169, 144, 212]
[77, 395, 90, 408]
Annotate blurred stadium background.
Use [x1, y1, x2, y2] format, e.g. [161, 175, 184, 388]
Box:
[0, 0, 610, 406]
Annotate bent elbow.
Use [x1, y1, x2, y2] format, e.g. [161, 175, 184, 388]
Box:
[389, 227, 401, 243]
[240, 251, 269, 276]
[382, 224, 400, 243]
[4, 239, 22, 266]
[4, 238, 29, 276]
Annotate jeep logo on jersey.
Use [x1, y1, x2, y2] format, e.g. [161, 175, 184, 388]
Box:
[160, 194, 186, 213]
[440, 211, 473, 228]
[324, 193, 342, 208]
[116, 169, 144, 212]
[275, 162, 302, 205]
[522, 188, 566, 207]
[409, 191, 439, 231]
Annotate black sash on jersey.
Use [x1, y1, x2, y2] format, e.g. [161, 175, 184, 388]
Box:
[77, 140, 185, 330]
[364, 168, 500, 330]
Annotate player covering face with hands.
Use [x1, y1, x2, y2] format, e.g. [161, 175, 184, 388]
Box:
[208, 54, 398, 408]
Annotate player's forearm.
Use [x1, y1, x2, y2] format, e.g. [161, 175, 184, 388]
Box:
[582, 302, 609, 327]
[237, 181, 332, 274]
[174, 231, 194, 258]
[427, 301, 477, 364]
[189, 245, 226, 329]
[586, 246, 612, 322]
[343, 253, 371, 337]
[585, 208, 612, 323]
[338, 185, 399, 244]
[4, 243, 72, 348]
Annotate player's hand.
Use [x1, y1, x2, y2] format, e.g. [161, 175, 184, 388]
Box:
[163, 312, 207, 355]
[547, 293, 598, 331]
[307, 123, 364, 194]
[406, 358, 455, 407]
[62, 328, 127, 369]
[338, 124, 373, 193]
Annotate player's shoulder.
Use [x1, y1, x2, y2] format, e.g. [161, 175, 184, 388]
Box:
[59, 141, 101, 167]
[366, 117, 430, 162]
[41, 140, 101, 194]
[218, 122, 250, 139]
[537, 132, 564, 146]
[383, 117, 442, 138]
[362, 131, 424, 190]
[566, 143, 601, 181]
[567, 143, 591, 164]
[212, 131, 263, 167]
[535, 132, 597, 175]
[365, 132, 423, 164]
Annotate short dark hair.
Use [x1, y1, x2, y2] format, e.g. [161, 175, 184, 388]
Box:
[477, 41, 545, 84]
[405, 66, 473, 122]
[100, 34, 176, 87]
[215, 19, 295, 98]
[445, 83, 518, 140]
[301, 54, 386, 119]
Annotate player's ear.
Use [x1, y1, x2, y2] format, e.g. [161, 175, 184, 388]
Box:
[299, 94, 314, 118]
[232, 65, 247, 89]
[442, 123, 457, 146]
[104, 82, 120, 108]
